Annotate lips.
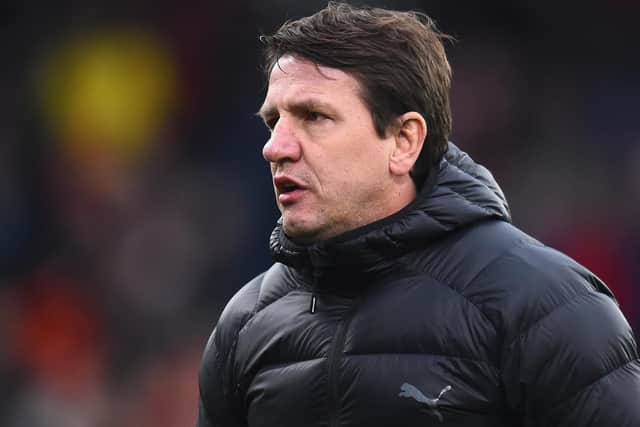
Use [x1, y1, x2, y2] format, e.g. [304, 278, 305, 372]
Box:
[274, 175, 307, 205]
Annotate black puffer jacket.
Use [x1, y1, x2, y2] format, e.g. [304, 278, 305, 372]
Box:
[197, 143, 640, 427]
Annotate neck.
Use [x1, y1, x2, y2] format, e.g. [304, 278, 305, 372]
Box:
[379, 176, 417, 220]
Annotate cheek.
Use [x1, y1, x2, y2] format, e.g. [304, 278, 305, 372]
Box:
[323, 164, 383, 204]
[312, 128, 389, 190]
[348, 148, 390, 184]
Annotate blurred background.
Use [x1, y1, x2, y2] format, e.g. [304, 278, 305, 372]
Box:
[1, 0, 639, 425]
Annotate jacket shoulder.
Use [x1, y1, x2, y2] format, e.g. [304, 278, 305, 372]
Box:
[463, 227, 616, 339]
[420, 221, 638, 417]
[198, 263, 295, 422]
[470, 231, 639, 419]
[205, 262, 294, 358]
[414, 220, 613, 330]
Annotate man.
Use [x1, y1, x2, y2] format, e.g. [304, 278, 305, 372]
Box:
[197, 3, 640, 426]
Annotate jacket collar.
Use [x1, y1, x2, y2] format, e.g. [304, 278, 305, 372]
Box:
[269, 142, 511, 283]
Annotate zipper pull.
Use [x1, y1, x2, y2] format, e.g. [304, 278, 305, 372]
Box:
[310, 294, 317, 314]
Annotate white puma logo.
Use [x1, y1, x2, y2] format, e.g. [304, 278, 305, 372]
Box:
[399, 383, 452, 423]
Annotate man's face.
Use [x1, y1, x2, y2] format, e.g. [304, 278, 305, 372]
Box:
[260, 55, 397, 242]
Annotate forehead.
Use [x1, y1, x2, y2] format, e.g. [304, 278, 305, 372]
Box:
[263, 55, 361, 104]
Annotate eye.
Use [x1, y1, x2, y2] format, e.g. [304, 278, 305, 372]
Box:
[305, 111, 328, 122]
[265, 116, 279, 130]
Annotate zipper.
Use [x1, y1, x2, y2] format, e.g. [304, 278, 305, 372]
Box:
[327, 304, 357, 427]
[310, 295, 317, 313]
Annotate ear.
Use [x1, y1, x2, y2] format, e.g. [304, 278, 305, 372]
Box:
[388, 112, 427, 177]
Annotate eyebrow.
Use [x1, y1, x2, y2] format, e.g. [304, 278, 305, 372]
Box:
[256, 104, 276, 123]
[257, 98, 335, 123]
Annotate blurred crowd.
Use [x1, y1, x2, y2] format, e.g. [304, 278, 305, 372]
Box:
[1, 1, 639, 426]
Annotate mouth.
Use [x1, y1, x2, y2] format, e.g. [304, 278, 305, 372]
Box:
[274, 175, 307, 204]
[280, 182, 301, 193]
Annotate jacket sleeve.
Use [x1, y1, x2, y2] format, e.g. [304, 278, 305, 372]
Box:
[196, 273, 265, 427]
[501, 286, 640, 426]
[196, 328, 246, 427]
[196, 329, 245, 427]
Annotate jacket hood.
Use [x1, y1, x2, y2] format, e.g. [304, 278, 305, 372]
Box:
[269, 142, 511, 280]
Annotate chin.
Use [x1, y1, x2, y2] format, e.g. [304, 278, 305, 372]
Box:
[282, 218, 322, 243]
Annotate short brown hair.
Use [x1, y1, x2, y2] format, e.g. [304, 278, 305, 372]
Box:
[260, 1, 453, 188]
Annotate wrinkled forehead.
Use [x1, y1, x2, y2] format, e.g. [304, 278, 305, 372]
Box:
[268, 55, 359, 90]
[264, 55, 363, 108]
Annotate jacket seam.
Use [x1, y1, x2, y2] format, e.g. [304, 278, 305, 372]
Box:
[238, 287, 299, 338]
[228, 266, 303, 341]
[445, 152, 480, 179]
[398, 238, 538, 370]
[461, 237, 537, 293]
[447, 158, 505, 203]
[256, 357, 326, 375]
[551, 357, 640, 408]
[504, 290, 596, 351]
[231, 278, 303, 409]
[434, 185, 494, 217]
[465, 237, 537, 354]
[444, 162, 504, 216]
[225, 314, 255, 418]
[345, 351, 499, 373]
[403, 236, 536, 337]
[399, 260, 500, 369]
[413, 266, 497, 329]
[224, 273, 275, 420]
[202, 272, 266, 425]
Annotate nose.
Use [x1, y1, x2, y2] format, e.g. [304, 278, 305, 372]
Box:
[262, 118, 302, 164]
